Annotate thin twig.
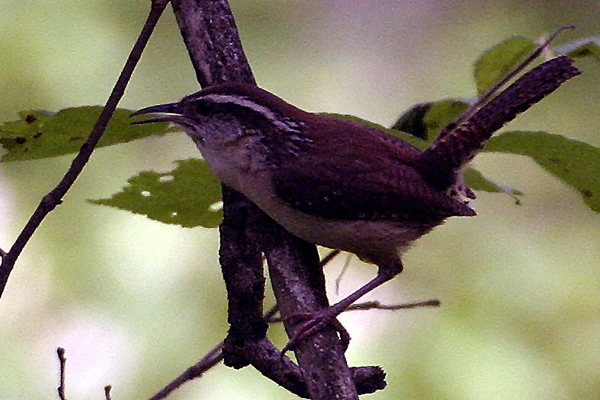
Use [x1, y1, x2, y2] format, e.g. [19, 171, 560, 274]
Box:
[268, 299, 441, 323]
[347, 299, 441, 311]
[0, 0, 170, 301]
[57, 348, 67, 400]
[437, 25, 575, 140]
[146, 344, 225, 400]
[104, 386, 112, 400]
[334, 253, 353, 295]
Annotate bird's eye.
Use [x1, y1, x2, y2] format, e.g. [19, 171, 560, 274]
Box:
[190, 135, 204, 147]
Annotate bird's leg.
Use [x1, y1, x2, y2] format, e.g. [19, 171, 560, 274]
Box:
[282, 260, 403, 354]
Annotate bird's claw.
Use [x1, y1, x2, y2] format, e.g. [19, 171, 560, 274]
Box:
[280, 310, 351, 358]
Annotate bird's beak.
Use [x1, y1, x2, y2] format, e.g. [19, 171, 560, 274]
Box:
[130, 102, 190, 126]
[131, 102, 200, 131]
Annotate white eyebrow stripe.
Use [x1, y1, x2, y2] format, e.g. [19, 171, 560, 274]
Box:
[198, 93, 300, 133]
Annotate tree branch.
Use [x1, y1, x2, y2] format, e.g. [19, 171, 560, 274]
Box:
[169, 2, 362, 398]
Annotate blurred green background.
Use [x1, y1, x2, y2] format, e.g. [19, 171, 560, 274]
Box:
[1, 1, 600, 399]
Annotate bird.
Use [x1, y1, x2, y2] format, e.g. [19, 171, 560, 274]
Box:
[132, 55, 580, 348]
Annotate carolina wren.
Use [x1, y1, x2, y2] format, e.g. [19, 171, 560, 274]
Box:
[132, 56, 579, 345]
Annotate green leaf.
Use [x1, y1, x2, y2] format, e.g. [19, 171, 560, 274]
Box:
[90, 159, 223, 228]
[0, 107, 175, 162]
[390, 103, 431, 140]
[391, 99, 470, 146]
[473, 36, 537, 95]
[484, 131, 600, 213]
[555, 36, 600, 63]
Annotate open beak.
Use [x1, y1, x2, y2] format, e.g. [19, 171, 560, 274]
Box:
[131, 102, 200, 131]
[130, 102, 187, 126]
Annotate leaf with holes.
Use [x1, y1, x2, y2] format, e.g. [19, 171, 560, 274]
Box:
[90, 158, 223, 228]
[0, 107, 175, 162]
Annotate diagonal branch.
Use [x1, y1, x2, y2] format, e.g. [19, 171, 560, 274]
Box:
[0, 0, 170, 301]
[145, 301, 386, 400]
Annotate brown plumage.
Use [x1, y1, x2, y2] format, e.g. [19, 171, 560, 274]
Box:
[132, 55, 580, 349]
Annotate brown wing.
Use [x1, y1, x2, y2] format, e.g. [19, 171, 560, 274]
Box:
[271, 116, 476, 224]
